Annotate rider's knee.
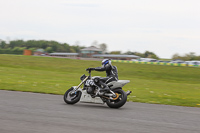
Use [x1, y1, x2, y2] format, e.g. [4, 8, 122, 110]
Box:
[94, 77, 100, 84]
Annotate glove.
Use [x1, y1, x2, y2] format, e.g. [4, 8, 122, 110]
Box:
[86, 68, 95, 71]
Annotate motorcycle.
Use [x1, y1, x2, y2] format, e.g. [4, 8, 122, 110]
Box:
[63, 69, 131, 108]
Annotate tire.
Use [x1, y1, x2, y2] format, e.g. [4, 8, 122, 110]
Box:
[106, 88, 127, 108]
[63, 87, 82, 104]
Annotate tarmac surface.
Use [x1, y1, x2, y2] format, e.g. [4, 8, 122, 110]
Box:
[0, 90, 200, 133]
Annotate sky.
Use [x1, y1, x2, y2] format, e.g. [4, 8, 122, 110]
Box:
[0, 0, 200, 58]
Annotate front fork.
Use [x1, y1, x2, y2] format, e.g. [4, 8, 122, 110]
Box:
[71, 76, 89, 95]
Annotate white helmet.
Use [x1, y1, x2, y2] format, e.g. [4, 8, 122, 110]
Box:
[102, 59, 111, 67]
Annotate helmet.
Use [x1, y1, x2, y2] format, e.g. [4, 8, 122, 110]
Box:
[102, 59, 111, 66]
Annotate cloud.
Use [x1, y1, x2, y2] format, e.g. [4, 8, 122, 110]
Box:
[0, 0, 200, 58]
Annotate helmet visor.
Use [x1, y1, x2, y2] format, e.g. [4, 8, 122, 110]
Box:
[102, 60, 109, 66]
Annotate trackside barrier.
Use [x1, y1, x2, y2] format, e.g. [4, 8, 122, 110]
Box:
[112, 60, 200, 67]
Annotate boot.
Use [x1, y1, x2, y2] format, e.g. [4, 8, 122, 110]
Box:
[97, 86, 110, 96]
[97, 81, 110, 96]
[100, 86, 110, 92]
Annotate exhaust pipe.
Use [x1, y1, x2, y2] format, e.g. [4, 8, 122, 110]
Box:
[126, 90, 132, 96]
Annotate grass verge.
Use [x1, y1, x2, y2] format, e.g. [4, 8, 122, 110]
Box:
[0, 54, 200, 107]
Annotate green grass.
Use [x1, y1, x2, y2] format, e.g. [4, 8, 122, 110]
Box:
[0, 54, 200, 107]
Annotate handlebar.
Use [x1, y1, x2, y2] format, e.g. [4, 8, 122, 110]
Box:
[86, 69, 92, 77]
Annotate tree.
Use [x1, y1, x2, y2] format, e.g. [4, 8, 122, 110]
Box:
[133, 52, 145, 58]
[63, 43, 70, 52]
[71, 45, 81, 53]
[124, 50, 159, 59]
[70, 47, 76, 53]
[45, 47, 53, 53]
[171, 52, 199, 61]
[195, 56, 200, 60]
[110, 51, 121, 54]
[187, 52, 196, 60]
[144, 51, 159, 59]
[28, 48, 36, 52]
[172, 53, 181, 60]
[124, 51, 135, 55]
[12, 47, 21, 52]
[51, 41, 59, 52]
[151, 54, 159, 59]
[99, 43, 107, 54]
[0, 41, 7, 48]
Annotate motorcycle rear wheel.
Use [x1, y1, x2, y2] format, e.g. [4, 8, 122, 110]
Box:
[106, 88, 127, 108]
[64, 87, 82, 104]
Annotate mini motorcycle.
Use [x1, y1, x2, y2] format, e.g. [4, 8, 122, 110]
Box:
[63, 70, 131, 108]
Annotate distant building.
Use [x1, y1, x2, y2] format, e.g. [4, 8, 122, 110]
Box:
[32, 46, 140, 60]
[92, 54, 140, 60]
[34, 49, 46, 56]
[23, 50, 32, 55]
[80, 46, 102, 58]
[49, 53, 79, 58]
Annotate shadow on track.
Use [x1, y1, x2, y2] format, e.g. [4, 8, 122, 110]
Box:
[61, 102, 129, 110]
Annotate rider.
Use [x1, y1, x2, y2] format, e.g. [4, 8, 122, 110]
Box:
[86, 59, 118, 94]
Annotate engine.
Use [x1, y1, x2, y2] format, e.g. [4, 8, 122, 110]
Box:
[84, 79, 96, 94]
[86, 86, 95, 94]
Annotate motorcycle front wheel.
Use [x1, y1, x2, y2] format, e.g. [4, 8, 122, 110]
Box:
[63, 87, 82, 104]
[106, 88, 127, 108]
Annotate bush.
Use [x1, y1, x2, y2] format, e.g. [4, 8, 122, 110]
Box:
[0, 48, 23, 55]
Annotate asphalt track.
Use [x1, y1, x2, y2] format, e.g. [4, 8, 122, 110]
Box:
[0, 90, 200, 133]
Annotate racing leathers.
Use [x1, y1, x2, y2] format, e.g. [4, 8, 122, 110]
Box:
[87, 64, 118, 92]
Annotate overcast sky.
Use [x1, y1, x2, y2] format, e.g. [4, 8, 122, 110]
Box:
[0, 0, 200, 58]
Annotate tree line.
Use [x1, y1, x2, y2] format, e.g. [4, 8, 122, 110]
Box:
[0, 39, 160, 58]
[0, 39, 199, 60]
[172, 52, 200, 61]
[0, 40, 83, 54]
